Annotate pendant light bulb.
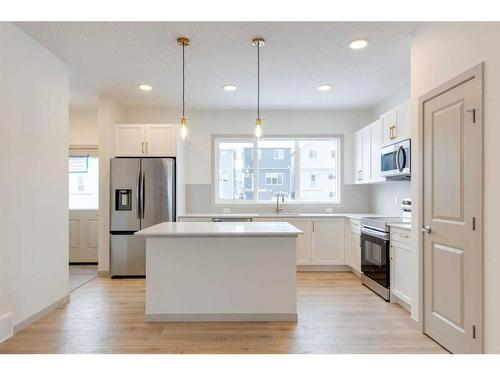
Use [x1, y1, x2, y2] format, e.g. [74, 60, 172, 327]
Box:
[180, 116, 188, 139]
[255, 118, 262, 138]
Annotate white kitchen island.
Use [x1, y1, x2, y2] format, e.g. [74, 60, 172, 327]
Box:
[135, 221, 302, 322]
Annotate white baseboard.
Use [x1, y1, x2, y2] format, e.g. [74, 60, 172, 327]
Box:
[13, 294, 70, 335]
[0, 312, 13, 344]
[145, 312, 298, 322]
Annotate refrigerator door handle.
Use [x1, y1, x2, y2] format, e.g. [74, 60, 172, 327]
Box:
[141, 170, 146, 219]
[137, 169, 142, 219]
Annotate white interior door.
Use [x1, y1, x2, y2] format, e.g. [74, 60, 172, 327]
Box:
[69, 210, 99, 263]
[69, 153, 99, 263]
[422, 66, 482, 353]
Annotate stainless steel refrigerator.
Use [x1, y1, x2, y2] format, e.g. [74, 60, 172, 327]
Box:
[110, 158, 175, 277]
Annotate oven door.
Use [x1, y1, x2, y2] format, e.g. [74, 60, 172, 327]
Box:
[360, 228, 390, 288]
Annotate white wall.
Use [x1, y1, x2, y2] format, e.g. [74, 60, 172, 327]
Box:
[69, 108, 98, 146]
[124, 108, 374, 185]
[0, 23, 69, 329]
[411, 22, 500, 353]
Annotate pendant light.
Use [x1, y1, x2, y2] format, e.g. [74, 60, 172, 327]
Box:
[177, 36, 190, 139]
[252, 37, 265, 138]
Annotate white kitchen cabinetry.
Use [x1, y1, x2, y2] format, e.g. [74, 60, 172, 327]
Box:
[114, 124, 146, 156]
[390, 226, 412, 311]
[369, 119, 384, 183]
[115, 124, 177, 157]
[347, 219, 361, 275]
[311, 218, 345, 265]
[355, 120, 385, 184]
[381, 100, 410, 146]
[354, 126, 371, 184]
[285, 218, 313, 265]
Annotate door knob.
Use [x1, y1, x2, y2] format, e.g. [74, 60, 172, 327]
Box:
[421, 226, 431, 234]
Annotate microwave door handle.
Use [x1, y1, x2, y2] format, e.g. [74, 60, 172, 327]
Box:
[395, 146, 401, 172]
[398, 146, 406, 172]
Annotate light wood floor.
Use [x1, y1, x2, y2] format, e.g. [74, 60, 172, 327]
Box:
[69, 264, 98, 292]
[0, 272, 447, 354]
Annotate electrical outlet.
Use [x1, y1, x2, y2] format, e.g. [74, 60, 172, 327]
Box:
[222, 208, 230, 214]
[395, 196, 399, 205]
[325, 208, 333, 213]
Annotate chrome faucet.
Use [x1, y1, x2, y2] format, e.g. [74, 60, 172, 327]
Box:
[276, 192, 285, 213]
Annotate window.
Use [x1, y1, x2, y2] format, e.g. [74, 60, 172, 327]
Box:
[273, 149, 284, 160]
[214, 136, 341, 203]
[266, 173, 283, 185]
[69, 156, 99, 209]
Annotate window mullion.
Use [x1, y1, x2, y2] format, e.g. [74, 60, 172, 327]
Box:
[294, 139, 300, 201]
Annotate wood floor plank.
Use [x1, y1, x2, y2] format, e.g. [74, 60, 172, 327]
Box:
[0, 272, 447, 354]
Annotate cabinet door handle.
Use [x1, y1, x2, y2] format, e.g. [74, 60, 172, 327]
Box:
[390, 126, 396, 140]
[145, 141, 148, 154]
[141, 142, 144, 154]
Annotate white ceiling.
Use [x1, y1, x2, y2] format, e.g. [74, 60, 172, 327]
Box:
[16, 22, 418, 110]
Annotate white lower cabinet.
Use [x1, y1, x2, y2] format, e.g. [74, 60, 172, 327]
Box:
[390, 226, 412, 310]
[347, 219, 361, 274]
[311, 218, 345, 265]
[285, 218, 313, 265]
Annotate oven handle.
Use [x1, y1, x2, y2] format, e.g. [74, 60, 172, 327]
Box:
[361, 227, 390, 241]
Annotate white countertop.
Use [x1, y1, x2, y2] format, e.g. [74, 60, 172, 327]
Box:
[135, 221, 304, 237]
[178, 213, 383, 220]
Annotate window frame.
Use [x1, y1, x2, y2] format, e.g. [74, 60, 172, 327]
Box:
[212, 134, 343, 205]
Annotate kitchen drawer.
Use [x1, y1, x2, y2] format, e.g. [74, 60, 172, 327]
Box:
[391, 227, 411, 245]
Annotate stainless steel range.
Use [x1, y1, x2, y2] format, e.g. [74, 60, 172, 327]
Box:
[360, 212, 410, 301]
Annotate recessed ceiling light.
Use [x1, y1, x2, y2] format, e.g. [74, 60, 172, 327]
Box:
[349, 39, 368, 50]
[138, 84, 152, 91]
[317, 84, 332, 91]
[223, 84, 237, 91]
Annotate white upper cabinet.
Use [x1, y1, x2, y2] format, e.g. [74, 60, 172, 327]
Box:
[144, 124, 177, 156]
[355, 120, 384, 184]
[381, 100, 410, 146]
[114, 124, 146, 156]
[355, 126, 371, 184]
[115, 124, 177, 157]
[311, 218, 345, 265]
[369, 119, 385, 183]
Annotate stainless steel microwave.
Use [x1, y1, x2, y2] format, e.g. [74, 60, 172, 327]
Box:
[380, 139, 411, 178]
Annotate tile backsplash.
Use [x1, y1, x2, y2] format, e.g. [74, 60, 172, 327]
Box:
[185, 183, 372, 214]
[184, 181, 411, 215]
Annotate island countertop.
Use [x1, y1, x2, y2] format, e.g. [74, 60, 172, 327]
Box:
[135, 221, 303, 237]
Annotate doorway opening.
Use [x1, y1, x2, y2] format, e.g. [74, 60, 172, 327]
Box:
[68, 146, 99, 291]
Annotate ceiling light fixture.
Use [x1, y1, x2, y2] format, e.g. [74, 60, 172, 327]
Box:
[317, 84, 332, 91]
[349, 39, 368, 50]
[252, 37, 265, 138]
[223, 84, 237, 91]
[139, 84, 152, 91]
[177, 36, 190, 140]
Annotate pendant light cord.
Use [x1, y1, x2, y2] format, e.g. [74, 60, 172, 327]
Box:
[182, 43, 186, 117]
[257, 43, 260, 119]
